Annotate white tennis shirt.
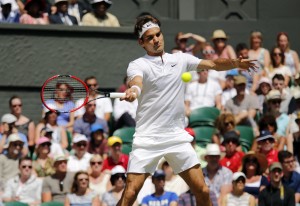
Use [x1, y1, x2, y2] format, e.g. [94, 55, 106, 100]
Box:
[127, 52, 201, 136]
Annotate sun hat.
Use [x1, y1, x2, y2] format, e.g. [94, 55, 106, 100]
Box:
[242, 151, 268, 174]
[3, 133, 24, 149]
[211, 29, 228, 40]
[234, 75, 247, 85]
[200, 144, 223, 160]
[266, 89, 284, 101]
[1, 113, 17, 124]
[54, 155, 68, 163]
[107, 136, 122, 146]
[258, 77, 271, 86]
[37, 137, 51, 146]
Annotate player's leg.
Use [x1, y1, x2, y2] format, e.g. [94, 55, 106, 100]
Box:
[116, 172, 150, 206]
[179, 165, 212, 206]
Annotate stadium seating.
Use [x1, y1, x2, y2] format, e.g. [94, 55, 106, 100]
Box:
[235, 125, 255, 152]
[41, 201, 64, 206]
[192, 126, 215, 147]
[189, 107, 220, 127]
[112, 127, 135, 144]
[4, 202, 28, 206]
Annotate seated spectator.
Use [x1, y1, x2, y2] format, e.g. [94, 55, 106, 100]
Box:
[2, 157, 43, 205]
[258, 162, 295, 206]
[102, 165, 128, 206]
[88, 124, 109, 159]
[221, 172, 256, 206]
[141, 169, 178, 206]
[9, 95, 35, 156]
[67, 134, 92, 172]
[20, 0, 49, 24]
[32, 137, 55, 177]
[221, 72, 238, 106]
[278, 150, 300, 203]
[74, 76, 113, 122]
[0, 113, 28, 156]
[211, 29, 237, 59]
[49, 0, 78, 25]
[42, 155, 74, 203]
[0, 0, 20, 23]
[241, 151, 269, 200]
[202, 144, 233, 204]
[40, 127, 66, 157]
[0, 134, 25, 189]
[102, 136, 129, 171]
[219, 130, 245, 173]
[185, 68, 222, 115]
[89, 154, 112, 198]
[256, 77, 272, 114]
[160, 160, 189, 196]
[256, 130, 279, 166]
[35, 109, 68, 152]
[68, 0, 90, 24]
[81, 0, 120, 27]
[65, 170, 100, 206]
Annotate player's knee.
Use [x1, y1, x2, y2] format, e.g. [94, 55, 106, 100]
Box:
[123, 187, 138, 200]
[193, 184, 210, 199]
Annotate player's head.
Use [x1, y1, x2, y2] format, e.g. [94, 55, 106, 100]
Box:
[134, 15, 164, 55]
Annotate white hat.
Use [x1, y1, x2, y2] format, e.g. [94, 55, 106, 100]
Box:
[266, 89, 284, 101]
[111, 165, 126, 175]
[201, 144, 221, 160]
[89, 0, 112, 5]
[1, 113, 17, 124]
[258, 77, 271, 86]
[4, 133, 24, 149]
[72, 133, 88, 143]
[232, 172, 246, 181]
[1, 0, 14, 5]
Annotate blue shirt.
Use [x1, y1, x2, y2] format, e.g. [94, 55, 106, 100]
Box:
[142, 191, 178, 206]
[282, 171, 300, 193]
[44, 100, 75, 126]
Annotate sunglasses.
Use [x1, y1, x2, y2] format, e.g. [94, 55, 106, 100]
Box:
[78, 178, 89, 182]
[272, 52, 282, 56]
[225, 121, 234, 126]
[112, 174, 126, 181]
[223, 139, 239, 145]
[214, 38, 226, 42]
[203, 50, 215, 55]
[260, 138, 275, 143]
[41, 142, 51, 147]
[76, 142, 87, 147]
[12, 142, 24, 147]
[271, 100, 281, 105]
[12, 104, 22, 108]
[245, 158, 257, 164]
[90, 161, 102, 166]
[235, 178, 246, 183]
[22, 165, 32, 169]
[87, 84, 97, 87]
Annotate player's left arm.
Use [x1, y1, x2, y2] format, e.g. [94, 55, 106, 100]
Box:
[197, 56, 257, 72]
[121, 75, 143, 102]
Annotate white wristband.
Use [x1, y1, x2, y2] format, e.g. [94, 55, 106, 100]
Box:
[131, 85, 141, 96]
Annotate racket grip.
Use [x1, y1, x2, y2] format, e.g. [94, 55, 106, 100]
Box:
[110, 92, 126, 98]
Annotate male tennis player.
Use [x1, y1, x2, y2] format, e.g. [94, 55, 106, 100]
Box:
[118, 15, 257, 206]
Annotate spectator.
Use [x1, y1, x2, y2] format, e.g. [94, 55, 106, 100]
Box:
[224, 75, 259, 128]
[0, 134, 25, 189]
[81, 0, 119, 27]
[160, 160, 189, 196]
[248, 31, 271, 73]
[221, 72, 238, 106]
[256, 130, 279, 166]
[89, 154, 112, 198]
[73, 100, 109, 139]
[88, 124, 109, 159]
[141, 169, 178, 206]
[185, 68, 222, 115]
[68, 0, 90, 24]
[40, 127, 66, 157]
[211, 29, 237, 59]
[202, 144, 233, 203]
[278, 150, 300, 203]
[67, 134, 92, 172]
[2, 157, 43, 205]
[102, 165, 129, 206]
[219, 130, 244, 173]
[65, 170, 100, 206]
[0, 113, 28, 156]
[20, 0, 49, 24]
[32, 137, 55, 177]
[74, 76, 113, 122]
[241, 151, 269, 199]
[0, 0, 20, 23]
[102, 136, 129, 171]
[277, 32, 300, 77]
[42, 155, 74, 203]
[171, 32, 206, 56]
[221, 172, 256, 206]
[9, 95, 35, 156]
[256, 77, 272, 114]
[266, 47, 292, 87]
[258, 162, 295, 206]
[49, 0, 78, 25]
[292, 111, 300, 172]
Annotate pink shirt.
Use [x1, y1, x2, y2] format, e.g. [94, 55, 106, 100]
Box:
[20, 13, 49, 25]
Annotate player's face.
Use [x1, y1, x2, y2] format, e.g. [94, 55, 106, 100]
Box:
[139, 27, 164, 56]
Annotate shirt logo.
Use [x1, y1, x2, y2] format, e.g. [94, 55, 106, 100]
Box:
[171, 64, 177, 67]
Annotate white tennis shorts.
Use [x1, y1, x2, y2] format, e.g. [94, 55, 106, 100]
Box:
[127, 133, 200, 174]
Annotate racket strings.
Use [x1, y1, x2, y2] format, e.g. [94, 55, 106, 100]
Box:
[42, 76, 88, 112]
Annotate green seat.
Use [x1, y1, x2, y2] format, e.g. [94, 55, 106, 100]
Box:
[122, 143, 132, 155]
[189, 107, 220, 127]
[193, 126, 215, 147]
[41, 201, 64, 206]
[113, 127, 135, 144]
[66, 130, 73, 151]
[4, 202, 28, 206]
[236, 125, 255, 152]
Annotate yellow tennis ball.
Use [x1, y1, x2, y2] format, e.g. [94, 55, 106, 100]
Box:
[181, 72, 192, 82]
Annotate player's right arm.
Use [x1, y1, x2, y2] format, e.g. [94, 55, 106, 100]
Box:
[122, 75, 143, 102]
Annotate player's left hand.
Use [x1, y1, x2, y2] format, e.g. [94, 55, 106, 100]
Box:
[235, 55, 258, 73]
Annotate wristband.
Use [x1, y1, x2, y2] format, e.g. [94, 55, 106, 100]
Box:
[131, 85, 141, 96]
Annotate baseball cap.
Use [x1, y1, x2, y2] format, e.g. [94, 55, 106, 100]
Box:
[4, 133, 24, 149]
[234, 75, 247, 85]
[152, 169, 166, 178]
[54, 155, 68, 163]
[72, 134, 88, 143]
[222, 130, 240, 145]
[269, 162, 282, 171]
[111, 165, 126, 175]
[256, 130, 275, 142]
[108, 136, 122, 146]
[90, 124, 104, 133]
[232, 172, 246, 181]
[1, 113, 17, 124]
[37, 137, 51, 146]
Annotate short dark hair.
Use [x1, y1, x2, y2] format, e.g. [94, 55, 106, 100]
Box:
[235, 43, 248, 54]
[9, 95, 21, 106]
[278, 150, 293, 163]
[272, 73, 285, 82]
[84, 76, 97, 84]
[134, 15, 161, 39]
[19, 156, 32, 165]
[270, 47, 285, 67]
[258, 114, 278, 132]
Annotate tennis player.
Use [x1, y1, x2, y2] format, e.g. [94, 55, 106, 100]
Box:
[118, 15, 257, 206]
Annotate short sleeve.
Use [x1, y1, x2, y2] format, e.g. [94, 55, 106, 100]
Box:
[141, 195, 149, 205]
[127, 62, 144, 81]
[250, 95, 260, 110]
[169, 192, 179, 202]
[42, 177, 51, 193]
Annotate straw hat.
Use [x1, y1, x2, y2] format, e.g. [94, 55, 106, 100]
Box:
[211, 29, 228, 40]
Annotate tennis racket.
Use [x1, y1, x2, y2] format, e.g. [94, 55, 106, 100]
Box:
[41, 75, 125, 113]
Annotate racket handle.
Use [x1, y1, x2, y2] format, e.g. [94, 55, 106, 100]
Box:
[109, 92, 126, 98]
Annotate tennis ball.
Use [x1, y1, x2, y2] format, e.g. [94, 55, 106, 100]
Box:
[181, 72, 192, 82]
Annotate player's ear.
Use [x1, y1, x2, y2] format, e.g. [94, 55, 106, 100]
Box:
[138, 38, 144, 47]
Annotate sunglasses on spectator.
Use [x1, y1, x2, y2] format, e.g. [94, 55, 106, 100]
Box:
[203, 50, 215, 55]
[87, 84, 97, 87]
[90, 161, 102, 166]
[271, 100, 281, 105]
[234, 177, 246, 183]
[245, 158, 258, 164]
[12, 104, 22, 108]
[41, 142, 51, 147]
[260, 138, 275, 143]
[76, 142, 87, 147]
[78, 178, 89, 182]
[112, 174, 126, 181]
[214, 38, 226, 42]
[272, 52, 282, 57]
[12, 142, 24, 147]
[223, 139, 239, 145]
[22, 165, 32, 169]
[225, 121, 234, 126]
